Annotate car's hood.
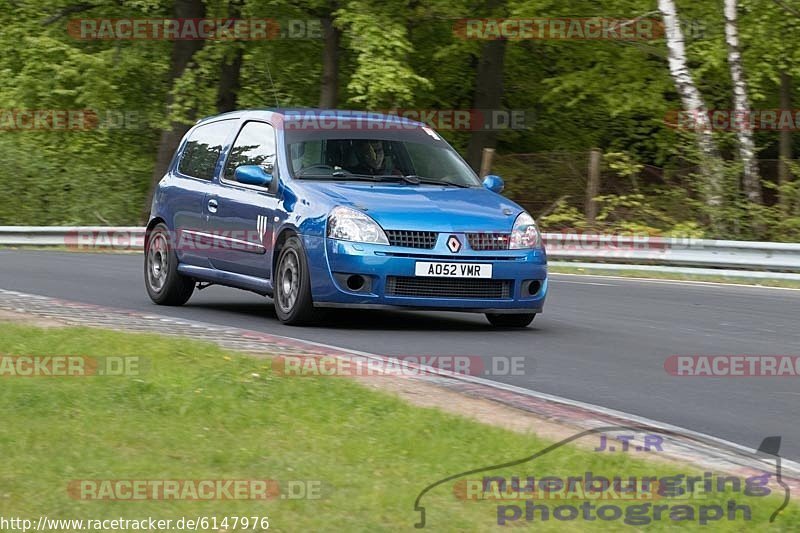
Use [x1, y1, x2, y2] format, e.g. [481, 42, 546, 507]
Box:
[299, 181, 523, 232]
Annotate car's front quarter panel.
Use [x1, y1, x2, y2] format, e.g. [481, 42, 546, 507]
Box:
[281, 179, 548, 314]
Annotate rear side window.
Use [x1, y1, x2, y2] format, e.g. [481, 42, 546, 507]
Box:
[178, 120, 235, 180]
[224, 121, 277, 182]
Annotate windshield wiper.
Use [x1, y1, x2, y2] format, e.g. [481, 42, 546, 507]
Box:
[372, 175, 472, 188]
[331, 172, 383, 181]
[295, 171, 380, 181]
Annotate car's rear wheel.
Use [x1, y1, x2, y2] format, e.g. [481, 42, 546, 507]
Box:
[144, 223, 194, 306]
[274, 236, 321, 325]
[485, 313, 536, 328]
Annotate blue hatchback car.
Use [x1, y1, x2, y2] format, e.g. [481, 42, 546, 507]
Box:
[145, 109, 547, 326]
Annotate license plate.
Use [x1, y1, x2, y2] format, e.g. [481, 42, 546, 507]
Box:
[414, 262, 492, 278]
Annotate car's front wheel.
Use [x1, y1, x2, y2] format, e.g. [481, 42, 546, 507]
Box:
[485, 313, 536, 328]
[144, 223, 194, 306]
[274, 236, 321, 325]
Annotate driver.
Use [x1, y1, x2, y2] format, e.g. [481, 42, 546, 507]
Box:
[350, 140, 395, 175]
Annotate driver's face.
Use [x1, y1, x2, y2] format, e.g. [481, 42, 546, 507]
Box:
[358, 141, 384, 170]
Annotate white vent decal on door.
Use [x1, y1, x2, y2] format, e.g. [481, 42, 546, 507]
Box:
[257, 215, 269, 240]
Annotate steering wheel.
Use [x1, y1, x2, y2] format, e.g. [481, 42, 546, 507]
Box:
[295, 164, 334, 176]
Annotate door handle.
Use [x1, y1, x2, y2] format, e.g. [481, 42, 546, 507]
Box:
[207, 198, 218, 213]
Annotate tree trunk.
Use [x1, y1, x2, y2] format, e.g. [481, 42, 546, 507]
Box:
[217, 48, 243, 113]
[142, 0, 206, 222]
[466, 38, 506, 171]
[779, 71, 793, 211]
[724, 0, 762, 205]
[217, 1, 244, 113]
[586, 149, 602, 224]
[658, 0, 724, 213]
[319, 17, 340, 108]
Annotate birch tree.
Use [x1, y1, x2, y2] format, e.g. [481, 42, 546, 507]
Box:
[658, 0, 724, 210]
[724, 0, 763, 205]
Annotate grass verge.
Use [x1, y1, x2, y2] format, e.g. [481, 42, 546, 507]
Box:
[549, 265, 800, 289]
[0, 324, 796, 531]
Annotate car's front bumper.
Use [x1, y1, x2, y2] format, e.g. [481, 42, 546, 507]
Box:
[303, 235, 547, 313]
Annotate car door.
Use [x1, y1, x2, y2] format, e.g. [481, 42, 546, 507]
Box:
[206, 120, 281, 279]
[170, 119, 238, 267]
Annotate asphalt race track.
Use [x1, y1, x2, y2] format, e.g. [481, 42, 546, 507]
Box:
[1, 250, 798, 460]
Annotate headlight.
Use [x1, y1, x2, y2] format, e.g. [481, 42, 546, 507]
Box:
[327, 206, 389, 245]
[509, 212, 541, 249]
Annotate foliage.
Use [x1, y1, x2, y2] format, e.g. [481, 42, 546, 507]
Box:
[0, 0, 798, 240]
[538, 190, 707, 237]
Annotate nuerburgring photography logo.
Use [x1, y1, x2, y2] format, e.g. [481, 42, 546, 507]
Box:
[412, 425, 790, 528]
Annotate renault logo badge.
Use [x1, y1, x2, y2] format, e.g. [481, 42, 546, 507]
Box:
[447, 235, 462, 253]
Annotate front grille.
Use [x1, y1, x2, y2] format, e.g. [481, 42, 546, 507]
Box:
[467, 233, 510, 251]
[386, 276, 511, 299]
[386, 230, 438, 249]
[378, 252, 522, 261]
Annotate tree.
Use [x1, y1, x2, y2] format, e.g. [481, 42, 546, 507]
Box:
[337, 0, 430, 107]
[724, 0, 762, 205]
[779, 71, 793, 210]
[465, 37, 507, 170]
[319, 12, 341, 107]
[143, 0, 207, 221]
[658, 0, 724, 214]
[217, 1, 245, 113]
[747, 0, 800, 212]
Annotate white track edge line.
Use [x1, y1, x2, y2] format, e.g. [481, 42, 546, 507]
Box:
[550, 272, 800, 291]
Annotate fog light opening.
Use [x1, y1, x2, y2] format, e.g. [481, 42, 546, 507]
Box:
[527, 281, 541, 296]
[347, 275, 366, 291]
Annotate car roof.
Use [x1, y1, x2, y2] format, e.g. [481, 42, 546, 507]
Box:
[195, 108, 427, 129]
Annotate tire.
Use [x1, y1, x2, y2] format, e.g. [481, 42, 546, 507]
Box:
[144, 223, 194, 306]
[274, 235, 322, 325]
[485, 313, 536, 328]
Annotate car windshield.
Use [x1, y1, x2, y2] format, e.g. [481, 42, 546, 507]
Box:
[285, 128, 481, 188]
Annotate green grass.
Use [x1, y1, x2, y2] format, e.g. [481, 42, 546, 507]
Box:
[0, 324, 796, 531]
[550, 265, 800, 289]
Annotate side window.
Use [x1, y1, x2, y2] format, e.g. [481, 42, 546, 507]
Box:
[178, 120, 235, 180]
[224, 121, 277, 183]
